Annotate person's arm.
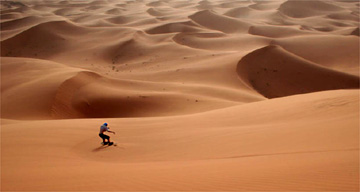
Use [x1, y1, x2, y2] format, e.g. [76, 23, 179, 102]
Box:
[107, 128, 115, 134]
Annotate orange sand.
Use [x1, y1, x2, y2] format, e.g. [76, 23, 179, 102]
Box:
[1, 0, 359, 190]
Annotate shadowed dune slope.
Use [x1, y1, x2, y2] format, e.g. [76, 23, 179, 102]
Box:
[351, 27, 359, 36]
[0, 20, 87, 58]
[189, 10, 250, 33]
[1, 60, 244, 120]
[327, 12, 359, 22]
[248, 25, 314, 38]
[51, 71, 243, 119]
[278, 0, 344, 18]
[105, 15, 142, 24]
[0, 16, 46, 31]
[0, 12, 22, 21]
[224, 7, 253, 18]
[237, 45, 359, 98]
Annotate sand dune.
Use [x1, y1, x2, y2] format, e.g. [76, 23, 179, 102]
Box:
[146, 20, 203, 34]
[0, 2, 30, 15]
[1, 57, 80, 119]
[146, 0, 168, 7]
[173, 32, 270, 51]
[1, 20, 86, 59]
[224, 7, 254, 18]
[249, 1, 281, 11]
[278, 0, 344, 18]
[272, 35, 360, 75]
[0, 15, 47, 31]
[0, 12, 22, 21]
[106, 15, 143, 24]
[327, 11, 360, 22]
[51, 71, 244, 119]
[1, 89, 358, 190]
[189, 10, 250, 33]
[351, 27, 359, 36]
[146, 7, 181, 17]
[1, 0, 359, 190]
[217, 1, 251, 9]
[106, 7, 124, 15]
[237, 45, 359, 98]
[248, 25, 314, 38]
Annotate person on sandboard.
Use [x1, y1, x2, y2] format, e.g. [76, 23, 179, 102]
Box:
[99, 123, 115, 145]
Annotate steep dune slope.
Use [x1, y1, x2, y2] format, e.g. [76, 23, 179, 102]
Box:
[51, 71, 242, 119]
[272, 35, 360, 75]
[1, 57, 260, 120]
[237, 45, 359, 98]
[0, 57, 80, 119]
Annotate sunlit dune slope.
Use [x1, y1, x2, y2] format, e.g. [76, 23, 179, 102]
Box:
[1, 89, 359, 191]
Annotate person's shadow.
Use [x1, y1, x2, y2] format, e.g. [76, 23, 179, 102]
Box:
[92, 144, 124, 152]
[92, 145, 110, 152]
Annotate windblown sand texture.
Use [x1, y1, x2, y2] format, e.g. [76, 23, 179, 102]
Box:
[1, 0, 359, 191]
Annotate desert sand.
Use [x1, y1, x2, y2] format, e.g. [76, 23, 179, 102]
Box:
[1, 0, 359, 191]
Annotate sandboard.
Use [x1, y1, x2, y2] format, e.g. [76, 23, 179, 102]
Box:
[101, 142, 117, 146]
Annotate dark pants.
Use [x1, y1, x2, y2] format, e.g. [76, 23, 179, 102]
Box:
[99, 133, 109, 142]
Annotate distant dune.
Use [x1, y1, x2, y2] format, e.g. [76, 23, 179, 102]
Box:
[1, 0, 359, 191]
[237, 45, 359, 98]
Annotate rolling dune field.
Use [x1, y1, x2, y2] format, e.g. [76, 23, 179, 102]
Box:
[1, 0, 359, 191]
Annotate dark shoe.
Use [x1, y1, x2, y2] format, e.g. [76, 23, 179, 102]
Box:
[108, 142, 113, 146]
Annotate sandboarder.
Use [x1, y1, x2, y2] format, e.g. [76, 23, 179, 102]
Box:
[99, 123, 115, 145]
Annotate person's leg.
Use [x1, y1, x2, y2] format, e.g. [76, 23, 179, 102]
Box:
[105, 134, 110, 143]
[99, 134, 105, 143]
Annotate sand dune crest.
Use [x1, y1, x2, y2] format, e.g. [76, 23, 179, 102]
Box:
[272, 35, 360, 75]
[146, 21, 202, 34]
